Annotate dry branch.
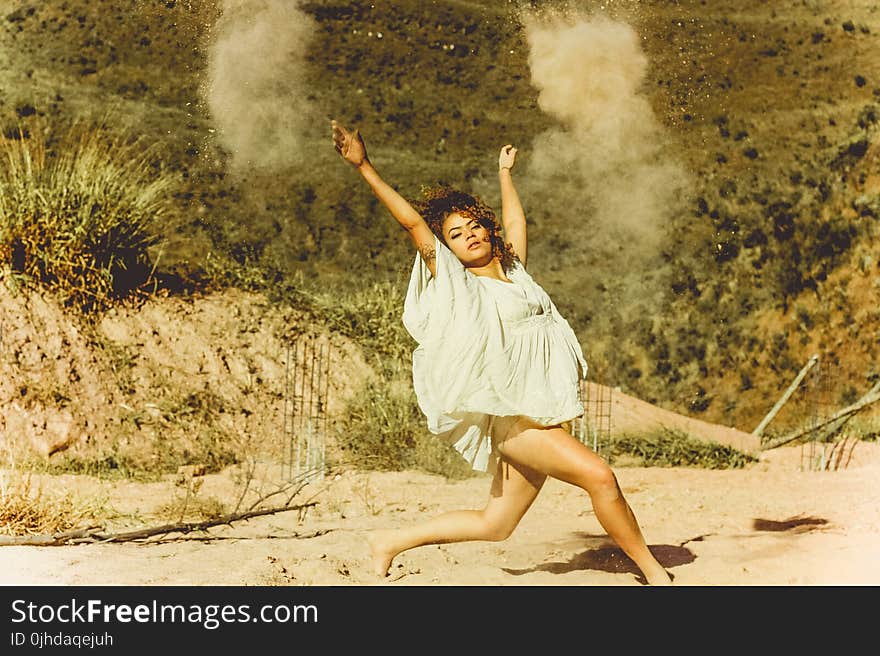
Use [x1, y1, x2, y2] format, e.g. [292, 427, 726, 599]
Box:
[752, 354, 819, 438]
[760, 379, 880, 451]
[0, 501, 319, 547]
[827, 435, 860, 471]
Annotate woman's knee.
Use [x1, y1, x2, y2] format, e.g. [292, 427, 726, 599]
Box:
[577, 461, 620, 499]
[478, 510, 518, 541]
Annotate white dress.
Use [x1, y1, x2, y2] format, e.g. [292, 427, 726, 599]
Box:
[402, 235, 588, 473]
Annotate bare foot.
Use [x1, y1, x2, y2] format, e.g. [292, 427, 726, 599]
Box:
[366, 529, 398, 578]
[644, 566, 673, 586]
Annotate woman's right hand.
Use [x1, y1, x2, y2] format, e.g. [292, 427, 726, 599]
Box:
[331, 119, 368, 168]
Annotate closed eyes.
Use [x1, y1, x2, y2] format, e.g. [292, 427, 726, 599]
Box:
[449, 220, 480, 240]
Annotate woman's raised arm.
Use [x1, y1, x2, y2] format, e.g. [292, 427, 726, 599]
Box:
[331, 120, 437, 275]
[498, 144, 527, 268]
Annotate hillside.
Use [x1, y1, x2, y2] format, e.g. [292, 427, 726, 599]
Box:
[1, 0, 879, 436]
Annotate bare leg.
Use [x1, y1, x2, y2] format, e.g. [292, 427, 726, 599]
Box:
[499, 420, 672, 585]
[368, 459, 546, 577]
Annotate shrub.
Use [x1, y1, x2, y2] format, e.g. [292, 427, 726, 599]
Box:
[606, 428, 758, 469]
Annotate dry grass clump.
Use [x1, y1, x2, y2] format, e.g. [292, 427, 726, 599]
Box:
[0, 120, 174, 312]
[155, 492, 227, 523]
[0, 471, 102, 536]
[154, 470, 228, 523]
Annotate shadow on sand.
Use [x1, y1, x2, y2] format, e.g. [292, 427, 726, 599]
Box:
[501, 533, 698, 584]
[752, 516, 829, 533]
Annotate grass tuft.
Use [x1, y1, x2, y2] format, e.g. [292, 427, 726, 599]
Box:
[0, 470, 104, 536]
[0, 121, 175, 312]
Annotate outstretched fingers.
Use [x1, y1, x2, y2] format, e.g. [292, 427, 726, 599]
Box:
[331, 119, 349, 155]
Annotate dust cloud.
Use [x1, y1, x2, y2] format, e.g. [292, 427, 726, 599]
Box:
[203, 0, 317, 174]
[522, 11, 691, 250]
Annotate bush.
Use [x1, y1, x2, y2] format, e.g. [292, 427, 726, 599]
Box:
[0, 121, 175, 312]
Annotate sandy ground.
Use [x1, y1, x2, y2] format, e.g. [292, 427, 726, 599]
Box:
[2, 440, 878, 588]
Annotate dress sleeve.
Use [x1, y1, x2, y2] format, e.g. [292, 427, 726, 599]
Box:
[401, 237, 436, 345]
[403, 236, 500, 416]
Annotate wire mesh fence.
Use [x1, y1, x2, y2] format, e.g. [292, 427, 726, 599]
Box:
[574, 379, 612, 456]
[795, 356, 876, 472]
[798, 357, 837, 471]
[281, 334, 332, 484]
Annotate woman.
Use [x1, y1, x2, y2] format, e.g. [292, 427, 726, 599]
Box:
[331, 119, 672, 585]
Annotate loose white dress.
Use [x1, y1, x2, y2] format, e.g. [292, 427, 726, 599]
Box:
[402, 235, 588, 473]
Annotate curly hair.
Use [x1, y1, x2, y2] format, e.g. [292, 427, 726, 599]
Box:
[410, 184, 517, 273]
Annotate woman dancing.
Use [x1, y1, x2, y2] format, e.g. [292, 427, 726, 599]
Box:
[331, 119, 672, 585]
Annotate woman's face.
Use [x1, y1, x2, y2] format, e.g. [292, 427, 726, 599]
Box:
[442, 212, 493, 267]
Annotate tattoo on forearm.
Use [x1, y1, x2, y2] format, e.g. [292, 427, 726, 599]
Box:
[419, 245, 436, 264]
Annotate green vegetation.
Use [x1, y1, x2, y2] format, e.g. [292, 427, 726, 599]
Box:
[605, 429, 759, 469]
[42, 389, 240, 481]
[333, 376, 474, 479]
[29, 431, 239, 483]
[30, 455, 157, 482]
[310, 278, 476, 479]
[307, 277, 414, 366]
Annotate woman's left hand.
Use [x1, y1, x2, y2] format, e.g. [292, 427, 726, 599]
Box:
[499, 144, 517, 172]
[332, 119, 368, 168]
